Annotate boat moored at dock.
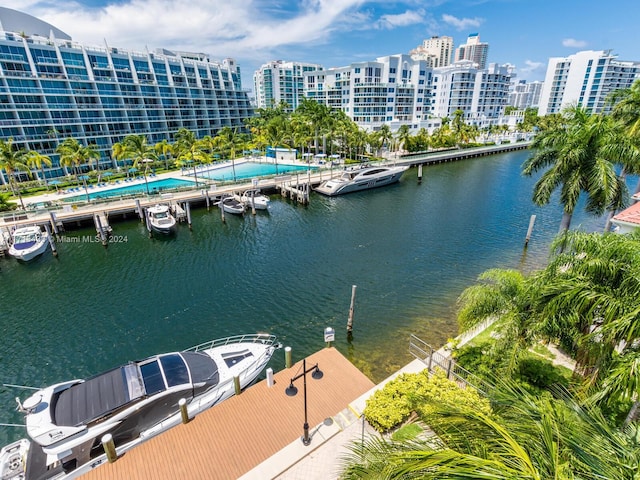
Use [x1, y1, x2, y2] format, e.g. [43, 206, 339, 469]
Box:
[240, 189, 270, 210]
[7, 226, 49, 262]
[216, 195, 245, 215]
[2, 333, 280, 480]
[314, 164, 409, 196]
[146, 204, 177, 234]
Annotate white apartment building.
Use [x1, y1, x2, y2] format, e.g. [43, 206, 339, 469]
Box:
[410, 36, 453, 67]
[509, 80, 544, 109]
[303, 54, 433, 131]
[430, 61, 513, 129]
[455, 33, 489, 69]
[538, 50, 640, 115]
[302, 54, 512, 133]
[253, 60, 323, 111]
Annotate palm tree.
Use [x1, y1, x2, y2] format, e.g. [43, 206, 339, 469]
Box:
[154, 138, 174, 170]
[522, 106, 626, 234]
[25, 150, 52, 187]
[395, 124, 412, 155]
[0, 138, 30, 209]
[119, 134, 158, 194]
[173, 128, 207, 186]
[57, 138, 99, 201]
[376, 124, 393, 157]
[341, 381, 639, 479]
[211, 127, 245, 182]
[296, 98, 332, 154]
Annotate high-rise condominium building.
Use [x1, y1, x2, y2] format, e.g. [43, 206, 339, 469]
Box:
[538, 50, 640, 115]
[509, 80, 544, 109]
[303, 54, 433, 129]
[410, 36, 453, 67]
[430, 61, 512, 127]
[454, 33, 489, 69]
[253, 60, 323, 111]
[0, 7, 253, 177]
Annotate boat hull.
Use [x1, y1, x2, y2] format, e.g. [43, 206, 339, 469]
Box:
[315, 166, 408, 196]
[8, 228, 49, 262]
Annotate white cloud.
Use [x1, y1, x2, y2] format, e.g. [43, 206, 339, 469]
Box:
[373, 9, 425, 29]
[441, 13, 482, 30]
[517, 60, 546, 80]
[562, 38, 587, 48]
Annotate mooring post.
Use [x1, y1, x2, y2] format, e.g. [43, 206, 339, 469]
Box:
[250, 190, 256, 215]
[204, 189, 210, 211]
[284, 346, 292, 368]
[418, 164, 423, 183]
[186, 202, 192, 230]
[179, 398, 189, 424]
[233, 375, 241, 395]
[144, 208, 152, 238]
[524, 214, 536, 247]
[219, 197, 226, 223]
[94, 214, 107, 247]
[347, 284, 357, 339]
[48, 211, 60, 237]
[44, 223, 57, 257]
[135, 199, 144, 221]
[101, 434, 117, 463]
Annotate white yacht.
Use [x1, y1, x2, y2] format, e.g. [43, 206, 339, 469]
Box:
[146, 204, 177, 234]
[1, 334, 279, 480]
[240, 189, 270, 210]
[8, 226, 49, 262]
[315, 164, 409, 196]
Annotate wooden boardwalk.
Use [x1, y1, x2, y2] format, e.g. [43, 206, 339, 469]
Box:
[82, 347, 375, 480]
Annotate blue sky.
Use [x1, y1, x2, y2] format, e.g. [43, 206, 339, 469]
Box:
[8, 0, 640, 92]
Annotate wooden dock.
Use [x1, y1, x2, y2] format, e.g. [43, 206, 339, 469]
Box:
[82, 347, 375, 480]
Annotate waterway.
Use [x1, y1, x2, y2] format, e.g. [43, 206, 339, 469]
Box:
[0, 149, 613, 445]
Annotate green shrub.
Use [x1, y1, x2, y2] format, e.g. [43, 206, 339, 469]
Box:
[363, 370, 490, 432]
[516, 357, 568, 390]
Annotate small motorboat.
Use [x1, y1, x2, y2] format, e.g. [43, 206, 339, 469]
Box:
[315, 164, 409, 196]
[146, 204, 177, 234]
[8, 225, 49, 262]
[2, 334, 280, 480]
[217, 195, 245, 215]
[240, 189, 270, 210]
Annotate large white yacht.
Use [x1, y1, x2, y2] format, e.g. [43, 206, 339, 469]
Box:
[315, 164, 409, 196]
[0, 334, 279, 480]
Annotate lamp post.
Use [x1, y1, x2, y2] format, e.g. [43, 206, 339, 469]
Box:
[285, 358, 323, 446]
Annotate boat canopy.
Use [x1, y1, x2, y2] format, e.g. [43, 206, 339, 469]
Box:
[53, 352, 219, 427]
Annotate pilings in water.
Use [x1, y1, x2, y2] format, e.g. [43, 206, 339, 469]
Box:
[524, 214, 536, 248]
[185, 202, 192, 230]
[219, 196, 226, 223]
[49, 211, 62, 237]
[144, 208, 153, 238]
[418, 164, 423, 183]
[347, 284, 357, 340]
[44, 223, 58, 257]
[135, 199, 144, 222]
[94, 212, 110, 247]
[278, 175, 310, 205]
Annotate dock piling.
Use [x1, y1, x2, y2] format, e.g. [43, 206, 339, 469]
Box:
[94, 214, 108, 247]
[250, 190, 256, 215]
[44, 224, 58, 257]
[347, 284, 357, 339]
[204, 190, 210, 211]
[186, 202, 192, 230]
[524, 214, 536, 247]
[49, 211, 60, 238]
[284, 346, 292, 368]
[144, 208, 153, 238]
[101, 434, 117, 463]
[233, 375, 241, 396]
[135, 199, 144, 221]
[179, 398, 189, 424]
[219, 196, 226, 223]
[418, 164, 423, 183]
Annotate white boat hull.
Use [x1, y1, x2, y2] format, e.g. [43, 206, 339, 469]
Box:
[8, 227, 49, 262]
[315, 165, 408, 196]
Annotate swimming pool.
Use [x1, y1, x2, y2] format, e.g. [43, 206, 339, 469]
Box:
[66, 178, 197, 202]
[197, 162, 315, 181]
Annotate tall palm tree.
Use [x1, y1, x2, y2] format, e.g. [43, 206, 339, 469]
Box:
[296, 98, 331, 154]
[57, 137, 99, 201]
[174, 128, 207, 186]
[395, 124, 412, 154]
[211, 127, 245, 182]
[24, 150, 52, 186]
[120, 134, 158, 194]
[0, 137, 30, 209]
[522, 106, 626, 234]
[376, 124, 393, 157]
[154, 138, 174, 170]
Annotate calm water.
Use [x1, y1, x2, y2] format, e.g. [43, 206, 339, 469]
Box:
[0, 150, 612, 445]
[198, 162, 315, 181]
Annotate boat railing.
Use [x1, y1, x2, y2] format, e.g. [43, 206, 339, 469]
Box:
[186, 333, 277, 353]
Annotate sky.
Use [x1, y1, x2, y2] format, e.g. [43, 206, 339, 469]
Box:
[6, 0, 640, 93]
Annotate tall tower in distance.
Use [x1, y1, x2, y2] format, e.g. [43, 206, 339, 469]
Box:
[410, 36, 453, 67]
[455, 33, 489, 69]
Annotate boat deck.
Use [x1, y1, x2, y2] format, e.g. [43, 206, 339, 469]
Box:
[82, 347, 375, 480]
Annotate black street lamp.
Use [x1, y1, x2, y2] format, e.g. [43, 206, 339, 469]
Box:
[285, 358, 323, 446]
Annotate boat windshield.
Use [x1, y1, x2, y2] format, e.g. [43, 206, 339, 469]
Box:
[14, 232, 38, 244]
[154, 211, 168, 218]
[140, 354, 190, 395]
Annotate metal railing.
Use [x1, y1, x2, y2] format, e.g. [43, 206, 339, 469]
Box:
[409, 334, 493, 396]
